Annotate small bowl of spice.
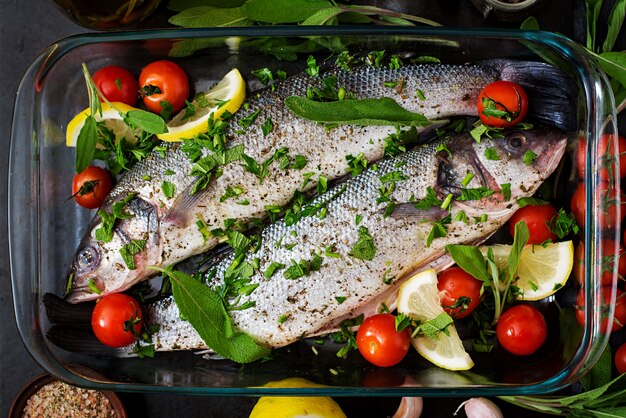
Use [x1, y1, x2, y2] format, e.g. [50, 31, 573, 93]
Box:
[9, 373, 126, 418]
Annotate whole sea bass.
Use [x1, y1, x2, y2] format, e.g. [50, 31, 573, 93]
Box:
[66, 60, 574, 303]
[145, 127, 567, 351]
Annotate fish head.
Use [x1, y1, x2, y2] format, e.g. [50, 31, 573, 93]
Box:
[436, 128, 567, 215]
[65, 196, 160, 303]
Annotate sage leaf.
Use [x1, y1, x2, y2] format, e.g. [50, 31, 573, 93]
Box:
[75, 116, 97, 173]
[594, 52, 626, 89]
[602, 0, 625, 53]
[241, 0, 332, 23]
[167, 0, 247, 12]
[301, 6, 342, 25]
[445, 244, 490, 282]
[585, 0, 604, 51]
[169, 6, 252, 27]
[124, 110, 167, 134]
[581, 345, 612, 392]
[163, 268, 271, 363]
[285, 96, 429, 127]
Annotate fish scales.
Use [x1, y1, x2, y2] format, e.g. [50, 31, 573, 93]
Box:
[67, 60, 574, 302]
[146, 128, 567, 350]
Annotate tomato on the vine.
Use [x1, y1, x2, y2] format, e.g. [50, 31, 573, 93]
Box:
[576, 287, 626, 334]
[356, 313, 411, 367]
[508, 204, 558, 245]
[477, 80, 528, 128]
[92, 66, 138, 106]
[576, 134, 626, 180]
[437, 267, 482, 319]
[71, 166, 113, 209]
[574, 240, 625, 286]
[615, 343, 626, 374]
[571, 181, 624, 231]
[496, 304, 547, 356]
[91, 293, 143, 347]
[139, 60, 189, 116]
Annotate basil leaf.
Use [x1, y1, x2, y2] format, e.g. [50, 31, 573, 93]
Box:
[285, 96, 429, 127]
[75, 116, 98, 173]
[163, 268, 271, 363]
[124, 110, 167, 134]
[445, 244, 490, 282]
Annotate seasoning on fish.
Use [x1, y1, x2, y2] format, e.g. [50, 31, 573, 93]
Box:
[66, 60, 575, 303]
[145, 127, 567, 351]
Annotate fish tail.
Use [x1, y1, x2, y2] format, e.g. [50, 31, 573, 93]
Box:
[487, 60, 578, 131]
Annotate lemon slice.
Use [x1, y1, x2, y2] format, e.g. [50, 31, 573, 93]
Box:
[157, 68, 246, 142]
[66, 102, 140, 147]
[397, 269, 474, 371]
[250, 378, 346, 418]
[479, 241, 574, 301]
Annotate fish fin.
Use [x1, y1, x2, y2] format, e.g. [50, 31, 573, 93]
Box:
[164, 182, 208, 225]
[486, 60, 578, 131]
[46, 326, 130, 356]
[386, 203, 448, 222]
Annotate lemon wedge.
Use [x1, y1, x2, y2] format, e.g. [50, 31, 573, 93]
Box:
[249, 378, 346, 418]
[157, 68, 245, 142]
[66, 101, 140, 147]
[397, 269, 474, 371]
[479, 241, 574, 301]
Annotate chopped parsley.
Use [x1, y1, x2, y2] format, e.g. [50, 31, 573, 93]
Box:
[220, 185, 245, 202]
[162, 181, 175, 198]
[523, 149, 538, 165]
[120, 239, 147, 270]
[485, 147, 500, 161]
[95, 193, 137, 242]
[283, 253, 323, 280]
[305, 55, 319, 77]
[346, 153, 368, 176]
[261, 118, 273, 136]
[457, 187, 495, 201]
[349, 226, 376, 261]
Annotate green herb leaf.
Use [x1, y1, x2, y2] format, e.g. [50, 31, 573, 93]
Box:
[261, 118, 273, 136]
[522, 149, 538, 165]
[335, 296, 347, 304]
[349, 226, 376, 261]
[284, 96, 430, 127]
[508, 221, 530, 281]
[169, 6, 252, 27]
[520, 16, 540, 30]
[305, 55, 320, 77]
[500, 183, 511, 201]
[419, 312, 454, 340]
[446, 244, 490, 282]
[162, 181, 175, 198]
[157, 267, 271, 363]
[548, 208, 580, 238]
[75, 117, 98, 173]
[124, 110, 167, 134]
[95, 193, 137, 242]
[241, 0, 332, 23]
[517, 197, 550, 208]
[346, 153, 368, 176]
[263, 262, 285, 278]
[458, 187, 495, 201]
[485, 147, 500, 161]
[119, 239, 146, 270]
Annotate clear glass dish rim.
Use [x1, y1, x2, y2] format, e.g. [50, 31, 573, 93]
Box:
[8, 25, 616, 396]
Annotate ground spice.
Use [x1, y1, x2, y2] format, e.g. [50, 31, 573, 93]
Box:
[22, 380, 117, 418]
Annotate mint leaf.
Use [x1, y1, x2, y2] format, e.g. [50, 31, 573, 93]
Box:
[419, 312, 454, 340]
[522, 149, 538, 165]
[124, 110, 167, 134]
[349, 226, 376, 261]
[508, 221, 529, 281]
[119, 239, 146, 270]
[485, 146, 500, 161]
[445, 244, 490, 282]
[162, 181, 175, 198]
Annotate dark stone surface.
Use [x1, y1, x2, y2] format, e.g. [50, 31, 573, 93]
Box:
[0, 0, 620, 416]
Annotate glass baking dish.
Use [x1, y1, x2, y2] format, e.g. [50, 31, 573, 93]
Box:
[9, 26, 619, 396]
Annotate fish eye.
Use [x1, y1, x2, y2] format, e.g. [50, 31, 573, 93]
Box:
[504, 132, 527, 151]
[77, 246, 99, 269]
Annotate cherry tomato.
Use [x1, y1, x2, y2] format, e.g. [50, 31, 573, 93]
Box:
[139, 60, 189, 115]
[508, 204, 558, 245]
[71, 166, 113, 209]
[571, 181, 624, 231]
[496, 304, 547, 356]
[91, 293, 143, 347]
[477, 80, 528, 128]
[576, 287, 626, 334]
[576, 134, 626, 180]
[92, 66, 138, 106]
[574, 240, 626, 286]
[437, 267, 482, 319]
[356, 313, 411, 367]
[615, 343, 626, 374]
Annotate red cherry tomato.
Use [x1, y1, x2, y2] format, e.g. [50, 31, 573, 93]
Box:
[92, 66, 138, 106]
[576, 134, 626, 180]
[615, 343, 626, 374]
[576, 287, 626, 334]
[496, 304, 547, 356]
[574, 240, 625, 286]
[356, 313, 411, 367]
[91, 293, 143, 347]
[508, 204, 558, 245]
[571, 181, 624, 231]
[477, 81, 528, 128]
[139, 60, 189, 115]
[437, 267, 482, 319]
[71, 166, 113, 209]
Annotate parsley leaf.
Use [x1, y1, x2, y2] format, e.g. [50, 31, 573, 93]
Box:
[120, 239, 146, 270]
[349, 226, 376, 261]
